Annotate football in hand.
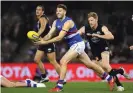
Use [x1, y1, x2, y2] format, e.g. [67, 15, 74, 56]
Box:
[27, 31, 40, 42]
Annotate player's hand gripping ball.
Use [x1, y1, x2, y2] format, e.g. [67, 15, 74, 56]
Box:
[27, 31, 40, 42]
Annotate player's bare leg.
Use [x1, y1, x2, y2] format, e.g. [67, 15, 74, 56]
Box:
[50, 50, 115, 92]
[47, 52, 61, 75]
[78, 52, 106, 75]
[101, 51, 130, 78]
[47, 52, 67, 84]
[50, 49, 79, 92]
[77, 51, 115, 91]
[93, 51, 124, 91]
[59, 49, 79, 80]
[34, 50, 48, 82]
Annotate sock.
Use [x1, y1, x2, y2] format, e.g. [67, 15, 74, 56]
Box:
[101, 72, 112, 81]
[114, 76, 123, 87]
[33, 84, 37, 87]
[56, 80, 64, 89]
[41, 69, 48, 78]
[41, 74, 46, 78]
[25, 80, 31, 87]
[113, 68, 124, 75]
[109, 69, 117, 76]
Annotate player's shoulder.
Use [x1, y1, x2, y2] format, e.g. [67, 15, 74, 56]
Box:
[97, 23, 105, 30]
[40, 14, 49, 21]
[84, 22, 91, 30]
[53, 19, 57, 23]
[100, 24, 108, 29]
[66, 16, 72, 20]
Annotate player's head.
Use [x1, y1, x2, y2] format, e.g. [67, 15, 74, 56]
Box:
[56, 4, 67, 19]
[36, 5, 44, 16]
[88, 12, 98, 28]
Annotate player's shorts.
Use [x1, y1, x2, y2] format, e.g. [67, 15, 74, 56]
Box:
[70, 41, 85, 54]
[91, 47, 109, 61]
[37, 43, 55, 53]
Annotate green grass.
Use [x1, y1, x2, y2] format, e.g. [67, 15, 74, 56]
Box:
[1, 82, 133, 93]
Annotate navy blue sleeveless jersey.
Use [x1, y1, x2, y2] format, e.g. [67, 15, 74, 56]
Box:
[34, 14, 51, 37]
[84, 23, 109, 60]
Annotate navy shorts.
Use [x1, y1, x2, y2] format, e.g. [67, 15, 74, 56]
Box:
[37, 43, 55, 53]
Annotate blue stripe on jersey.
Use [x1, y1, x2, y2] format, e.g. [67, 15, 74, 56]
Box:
[55, 16, 83, 47]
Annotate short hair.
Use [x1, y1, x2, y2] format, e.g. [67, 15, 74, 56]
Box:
[57, 4, 67, 11]
[37, 5, 45, 11]
[88, 12, 98, 19]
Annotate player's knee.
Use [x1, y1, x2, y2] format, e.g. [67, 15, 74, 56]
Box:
[34, 57, 41, 63]
[60, 59, 67, 66]
[101, 64, 109, 71]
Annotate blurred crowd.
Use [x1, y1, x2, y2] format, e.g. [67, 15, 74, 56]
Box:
[1, 1, 133, 63]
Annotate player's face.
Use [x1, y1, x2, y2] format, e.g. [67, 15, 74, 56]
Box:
[88, 17, 98, 28]
[56, 8, 66, 19]
[36, 6, 44, 16]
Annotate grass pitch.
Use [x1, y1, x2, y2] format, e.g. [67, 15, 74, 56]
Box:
[1, 82, 133, 93]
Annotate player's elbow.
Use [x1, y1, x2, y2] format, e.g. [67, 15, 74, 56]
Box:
[57, 36, 63, 41]
[107, 34, 114, 40]
[110, 35, 114, 40]
[77, 31, 82, 36]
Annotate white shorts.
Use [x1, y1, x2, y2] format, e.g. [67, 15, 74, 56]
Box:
[70, 41, 85, 54]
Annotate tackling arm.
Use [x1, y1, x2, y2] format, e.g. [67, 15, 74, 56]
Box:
[35, 20, 73, 45]
[78, 26, 85, 35]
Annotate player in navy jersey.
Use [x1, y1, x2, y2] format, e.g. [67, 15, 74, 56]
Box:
[78, 12, 130, 91]
[33, 5, 61, 83]
[35, 4, 115, 92]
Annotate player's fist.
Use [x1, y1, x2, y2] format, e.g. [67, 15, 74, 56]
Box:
[87, 33, 92, 36]
[92, 34, 99, 37]
[129, 45, 133, 50]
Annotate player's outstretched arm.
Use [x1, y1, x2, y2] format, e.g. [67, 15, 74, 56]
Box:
[35, 20, 73, 45]
[92, 26, 114, 40]
[38, 17, 47, 36]
[78, 26, 85, 35]
[43, 20, 57, 40]
[1, 76, 27, 87]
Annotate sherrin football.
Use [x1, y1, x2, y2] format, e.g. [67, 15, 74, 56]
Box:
[27, 31, 40, 41]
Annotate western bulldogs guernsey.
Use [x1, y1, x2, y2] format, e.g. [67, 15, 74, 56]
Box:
[55, 17, 83, 47]
[34, 14, 51, 37]
[84, 23, 109, 60]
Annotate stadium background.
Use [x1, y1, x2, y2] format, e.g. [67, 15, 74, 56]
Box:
[1, 1, 133, 82]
